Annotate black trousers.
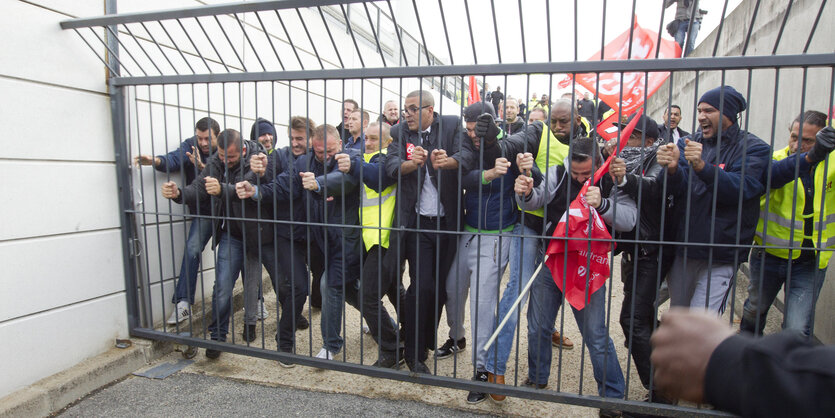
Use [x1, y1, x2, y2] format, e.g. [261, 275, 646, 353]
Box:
[403, 216, 456, 363]
[262, 237, 309, 352]
[618, 248, 674, 389]
[360, 243, 406, 353]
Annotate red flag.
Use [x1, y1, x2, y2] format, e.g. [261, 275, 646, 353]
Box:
[544, 109, 643, 310]
[467, 76, 481, 105]
[560, 18, 680, 114]
[595, 111, 623, 142]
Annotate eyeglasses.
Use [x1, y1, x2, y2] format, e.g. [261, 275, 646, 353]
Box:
[402, 105, 430, 115]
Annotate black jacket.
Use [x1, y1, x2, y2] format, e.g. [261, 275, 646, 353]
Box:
[657, 125, 690, 143]
[176, 140, 272, 248]
[385, 115, 474, 231]
[705, 332, 835, 417]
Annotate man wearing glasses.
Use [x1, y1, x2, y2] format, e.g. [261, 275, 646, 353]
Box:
[385, 90, 475, 373]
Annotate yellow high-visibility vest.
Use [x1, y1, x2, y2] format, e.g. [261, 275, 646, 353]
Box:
[754, 146, 835, 269]
[360, 150, 396, 250]
[522, 123, 570, 218]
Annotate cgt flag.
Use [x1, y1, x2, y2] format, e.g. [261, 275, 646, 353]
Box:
[544, 109, 643, 310]
[468, 76, 481, 105]
[558, 18, 680, 114]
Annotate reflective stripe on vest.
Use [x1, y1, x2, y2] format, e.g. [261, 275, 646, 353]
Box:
[523, 124, 570, 218]
[361, 150, 396, 251]
[754, 147, 835, 268]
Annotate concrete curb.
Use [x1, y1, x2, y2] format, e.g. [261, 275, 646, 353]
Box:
[0, 275, 265, 418]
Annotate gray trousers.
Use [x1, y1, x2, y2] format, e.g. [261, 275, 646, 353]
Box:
[668, 255, 735, 314]
[445, 232, 510, 370]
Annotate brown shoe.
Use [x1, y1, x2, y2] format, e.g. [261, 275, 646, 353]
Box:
[551, 330, 574, 349]
[487, 372, 506, 402]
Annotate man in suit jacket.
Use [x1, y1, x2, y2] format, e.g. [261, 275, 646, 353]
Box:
[657, 104, 690, 143]
[384, 90, 476, 373]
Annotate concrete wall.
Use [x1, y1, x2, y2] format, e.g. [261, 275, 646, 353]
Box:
[646, 0, 835, 342]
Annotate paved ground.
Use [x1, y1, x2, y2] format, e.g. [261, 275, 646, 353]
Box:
[58, 373, 497, 417]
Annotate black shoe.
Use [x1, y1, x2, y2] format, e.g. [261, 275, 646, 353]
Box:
[277, 349, 296, 369]
[242, 324, 257, 343]
[522, 377, 547, 389]
[373, 349, 405, 368]
[296, 315, 310, 330]
[466, 371, 489, 404]
[598, 409, 622, 418]
[205, 348, 221, 359]
[406, 360, 430, 374]
[434, 337, 466, 359]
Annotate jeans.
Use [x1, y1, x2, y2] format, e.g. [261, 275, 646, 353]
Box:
[320, 273, 361, 354]
[527, 266, 625, 397]
[485, 223, 541, 376]
[741, 249, 826, 337]
[208, 234, 244, 342]
[674, 19, 701, 57]
[171, 217, 213, 304]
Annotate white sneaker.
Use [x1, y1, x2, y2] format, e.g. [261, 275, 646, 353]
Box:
[315, 347, 335, 360]
[362, 324, 371, 334]
[257, 300, 269, 321]
[167, 301, 191, 325]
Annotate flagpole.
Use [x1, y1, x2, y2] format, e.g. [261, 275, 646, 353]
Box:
[483, 257, 547, 352]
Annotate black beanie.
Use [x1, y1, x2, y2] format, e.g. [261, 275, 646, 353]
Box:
[463, 102, 496, 122]
[250, 118, 277, 142]
[698, 86, 747, 124]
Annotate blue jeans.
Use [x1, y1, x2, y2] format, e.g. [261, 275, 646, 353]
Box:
[171, 217, 213, 304]
[320, 274, 361, 354]
[741, 249, 826, 337]
[208, 234, 244, 342]
[527, 265, 625, 398]
[485, 223, 542, 376]
[674, 19, 701, 57]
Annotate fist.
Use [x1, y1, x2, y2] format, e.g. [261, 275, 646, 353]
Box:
[514, 174, 534, 197]
[411, 146, 427, 166]
[431, 149, 449, 169]
[300, 172, 319, 191]
[684, 139, 705, 171]
[656, 143, 680, 172]
[585, 186, 602, 209]
[236, 181, 255, 199]
[516, 152, 534, 175]
[204, 176, 221, 196]
[493, 157, 510, 176]
[335, 153, 352, 173]
[250, 153, 268, 176]
[135, 154, 156, 167]
[609, 157, 626, 184]
[474, 113, 500, 144]
[161, 181, 179, 199]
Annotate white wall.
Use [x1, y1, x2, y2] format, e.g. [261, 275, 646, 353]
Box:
[646, 0, 835, 342]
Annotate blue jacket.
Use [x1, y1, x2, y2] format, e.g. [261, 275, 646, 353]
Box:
[155, 136, 213, 215]
[666, 124, 772, 264]
[461, 154, 519, 232]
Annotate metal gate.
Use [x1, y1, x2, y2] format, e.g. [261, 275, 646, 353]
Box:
[61, 0, 834, 416]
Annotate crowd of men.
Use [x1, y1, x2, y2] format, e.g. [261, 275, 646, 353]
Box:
[136, 85, 835, 411]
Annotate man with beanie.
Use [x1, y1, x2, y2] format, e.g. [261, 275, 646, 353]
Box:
[656, 85, 772, 313]
[440, 102, 521, 403]
[741, 111, 835, 337]
[250, 117, 278, 154]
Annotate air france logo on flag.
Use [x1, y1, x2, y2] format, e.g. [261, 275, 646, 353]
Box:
[406, 143, 415, 160]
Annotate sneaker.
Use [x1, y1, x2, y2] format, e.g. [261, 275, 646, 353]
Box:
[205, 348, 221, 359]
[362, 323, 371, 334]
[467, 371, 489, 404]
[406, 360, 430, 374]
[551, 330, 575, 349]
[315, 347, 335, 360]
[277, 350, 295, 368]
[257, 300, 269, 321]
[434, 337, 466, 359]
[598, 409, 623, 418]
[372, 349, 405, 368]
[166, 301, 191, 325]
[487, 372, 506, 403]
[296, 315, 310, 330]
[242, 324, 256, 343]
[522, 377, 548, 390]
